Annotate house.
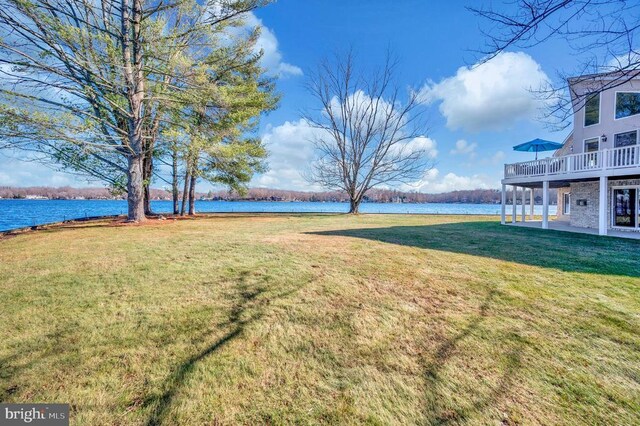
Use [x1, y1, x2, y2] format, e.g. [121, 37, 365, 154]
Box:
[501, 71, 640, 236]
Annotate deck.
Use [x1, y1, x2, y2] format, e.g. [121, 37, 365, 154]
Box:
[503, 145, 640, 185]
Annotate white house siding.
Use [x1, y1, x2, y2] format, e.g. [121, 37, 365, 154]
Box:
[570, 78, 640, 155]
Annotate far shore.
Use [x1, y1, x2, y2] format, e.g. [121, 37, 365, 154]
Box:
[0, 186, 557, 205]
[1, 197, 507, 205]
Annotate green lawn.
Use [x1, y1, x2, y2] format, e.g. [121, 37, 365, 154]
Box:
[1, 214, 639, 425]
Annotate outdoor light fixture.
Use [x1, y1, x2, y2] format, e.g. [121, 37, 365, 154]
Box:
[601, 134, 607, 142]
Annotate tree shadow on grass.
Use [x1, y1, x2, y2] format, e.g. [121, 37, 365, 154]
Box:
[142, 270, 303, 426]
[0, 325, 79, 402]
[421, 288, 525, 425]
[307, 221, 640, 277]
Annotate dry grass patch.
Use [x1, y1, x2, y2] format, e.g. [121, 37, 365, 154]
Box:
[0, 214, 639, 425]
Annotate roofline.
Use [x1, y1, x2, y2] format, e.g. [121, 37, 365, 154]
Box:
[567, 70, 640, 84]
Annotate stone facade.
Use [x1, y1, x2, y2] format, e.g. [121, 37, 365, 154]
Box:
[569, 181, 600, 228]
[564, 178, 640, 230]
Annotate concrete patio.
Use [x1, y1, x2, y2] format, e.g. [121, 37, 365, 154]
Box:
[506, 220, 640, 240]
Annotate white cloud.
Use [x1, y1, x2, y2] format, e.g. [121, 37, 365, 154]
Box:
[207, 5, 301, 79]
[326, 90, 436, 157]
[388, 136, 438, 159]
[0, 154, 89, 187]
[401, 168, 498, 193]
[252, 119, 322, 190]
[418, 52, 550, 132]
[242, 13, 303, 78]
[328, 90, 401, 130]
[405, 136, 438, 158]
[253, 119, 438, 191]
[603, 52, 640, 71]
[450, 139, 477, 157]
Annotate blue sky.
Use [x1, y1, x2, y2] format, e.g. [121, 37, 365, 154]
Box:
[0, 0, 579, 192]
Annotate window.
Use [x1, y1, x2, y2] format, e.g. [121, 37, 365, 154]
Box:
[615, 92, 640, 119]
[584, 92, 600, 126]
[563, 193, 571, 215]
[584, 138, 599, 152]
[612, 187, 640, 229]
[583, 138, 599, 168]
[614, 130, 638, 147]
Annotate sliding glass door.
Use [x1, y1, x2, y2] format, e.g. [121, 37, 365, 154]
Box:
[613, 188, 637, 228]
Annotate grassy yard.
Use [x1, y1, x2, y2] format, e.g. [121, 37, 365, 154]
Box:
[0, 214, 639, 425]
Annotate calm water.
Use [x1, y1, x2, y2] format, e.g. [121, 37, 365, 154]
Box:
[0, 199, 557, 232]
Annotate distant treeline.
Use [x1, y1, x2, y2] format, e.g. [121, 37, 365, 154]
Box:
[0, 186, 557, 204]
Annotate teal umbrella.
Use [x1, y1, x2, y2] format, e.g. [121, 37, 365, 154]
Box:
[513, 138, 564, 160]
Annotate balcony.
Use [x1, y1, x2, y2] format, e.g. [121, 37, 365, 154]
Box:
[503, 145, 640, 183]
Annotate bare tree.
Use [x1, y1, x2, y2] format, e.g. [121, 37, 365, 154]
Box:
[471, 0, 640, 128]
[304, 52, 434, 214]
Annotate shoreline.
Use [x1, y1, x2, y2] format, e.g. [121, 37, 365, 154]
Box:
[0, 201, 558, 234]
[0, 211, 553, 237]
[0, 198, 506, 205]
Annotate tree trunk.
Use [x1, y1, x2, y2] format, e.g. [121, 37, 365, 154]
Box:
[180, 168, 190, 216]
[188, 174, 196, 215]
[349, 197, 361, 214]
[143, 152, 153, 215]
[172, 149, 179, 215]
[126, 154, 146, 222]
[121, 0, 146, 223]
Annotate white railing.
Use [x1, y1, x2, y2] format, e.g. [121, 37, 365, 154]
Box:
[504, 146, 640, 179]
[607, 145, 640, 168]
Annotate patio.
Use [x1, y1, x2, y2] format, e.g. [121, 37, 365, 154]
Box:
[506, 220, 640, 240]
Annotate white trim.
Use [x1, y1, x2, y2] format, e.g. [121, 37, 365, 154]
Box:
[529, 188, 535, 220]
[569, 73, 640, 83]
[582, 137, 600, 168]
[542, 181, 549, 229]
[599, 176, 608, 235]
[583, 137, 600, 152]
[613, 90, 640, 121]
[610, 184, 640, 230]
[583, 91, 601, 128]
[563, 192, 571, 215]
[512, 186, 517, 224]
[500, 184, 506, 225]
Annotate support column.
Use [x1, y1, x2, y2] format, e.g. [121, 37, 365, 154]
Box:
[500, 184, 506, 225]
[521, 187, 526, 222]
[542, 180, 549, 229]
[599, 176, 608, 236]
[512, 185, 517, 224]
[530, 188, 535, 220]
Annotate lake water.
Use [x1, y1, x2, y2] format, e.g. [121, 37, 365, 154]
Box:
[0, 199, 557, 232]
